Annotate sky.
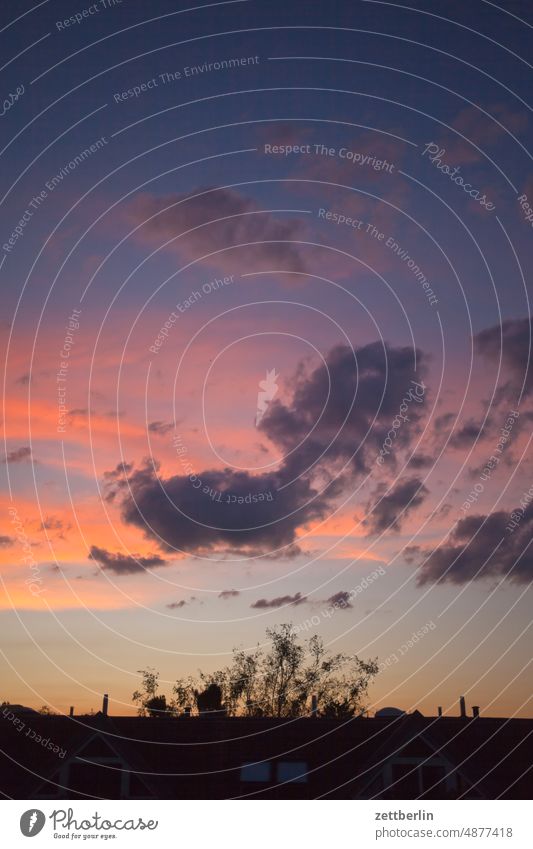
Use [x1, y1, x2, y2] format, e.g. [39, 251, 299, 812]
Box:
[0, 0, 532, 719]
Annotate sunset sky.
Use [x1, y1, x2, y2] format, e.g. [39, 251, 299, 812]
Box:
[1, 0, 532, 719]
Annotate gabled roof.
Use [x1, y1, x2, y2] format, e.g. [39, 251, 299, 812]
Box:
[419, 716, 533, 799]
[32, 718, 156, 799]
[356, 714, 479, 799]
[1, 713, 531, 799]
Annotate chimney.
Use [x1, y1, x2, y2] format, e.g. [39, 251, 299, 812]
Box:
[69, 706, 74, 717]
[472, 705, 480, 718]
[459, 696, 466, 718]
[311, 694, 318, 717]
[102, 693, 109, 716]
[437, 706, 442, 717]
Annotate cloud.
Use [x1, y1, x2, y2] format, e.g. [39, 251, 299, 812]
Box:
[431, 412, 493, 454]
[15, 373, 31, 386]
[260, 341, 427, 479]
[129, 187, 307, 277]
[166, 596, 201, 609]
[40, 516, 68, 532]
[3, 446, 32, 464]
[449, 418, 491, 450]
[403, 545, 422, 565]
[251, 592, 307, 608]
[103, 341, 427, 559]
[218, 589, 240, 599]
[436, 104, 528, 165]
[475, 315, 532, 397]
[68, 408, 124, 421]
[433, 502, 453, 519]
[88, 545, 168, 575]
[102, 462, 134, 503]
[250, 589, 353, 609]
[0, 536, 14, 548]
[415, 504, 533, 584]
[364, 478, 429, 534]
[104, 461, 134, 480]
[434, 412, 455, 431]
[326, 590, 353, 609]
[148, 421, 174, 436]
[105, 459, 326, 557]
[408, 453, 434, 470]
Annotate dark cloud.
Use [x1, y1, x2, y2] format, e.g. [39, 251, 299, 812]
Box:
[408, 453, 434, 470]
[430, 410, 484, 450]
[364, 478, 429, 534]
[434, 412, 455, 431]
[0, 536, 14, 548]
[104, 342, 427, 559]
[475, 315, 532, 396]
[104, 461, 134, 480]
[403, 545, 421, 565]
[260, 341, 427, 479]
[326, 590, 353, 609]
[40, 516, 68, 532]
[15, 373, 31, 386]
[167, 595, 200, 609]
[449, 418, 491, 450]
[3, 446, 32, 464]
[415, 504, 533, 584]
[68, 408, 124, 421]
[130, 187, 307, 276]
[88, 545, 168, 575]
[102, 462, 134, 502]
[106, 459, 326, 558]
[432, 502, 453, 519]
[218, 589, 240, 599]
[148, 421, 174, 436]
[251, 592, 307, 609]
[248, 589, 354, 609]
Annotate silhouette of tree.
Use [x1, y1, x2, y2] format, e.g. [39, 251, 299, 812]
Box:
[132, 668, 170, 717]
[195, 683, 224, 715]
[144, 695, 168, 718]
[171, 676, 196, 715]
[133, 625, 378, 718]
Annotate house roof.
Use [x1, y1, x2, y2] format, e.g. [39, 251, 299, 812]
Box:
[1, 711, 531, 799]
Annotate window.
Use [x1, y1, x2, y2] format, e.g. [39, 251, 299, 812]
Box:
[277, 761, 308, 783]
[391, 762, 419, 796]
[240, 761, 271, 782]
[67, 760, 124, 796]
[386, 757, 455, 798]
[421, 764, 447, 797]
